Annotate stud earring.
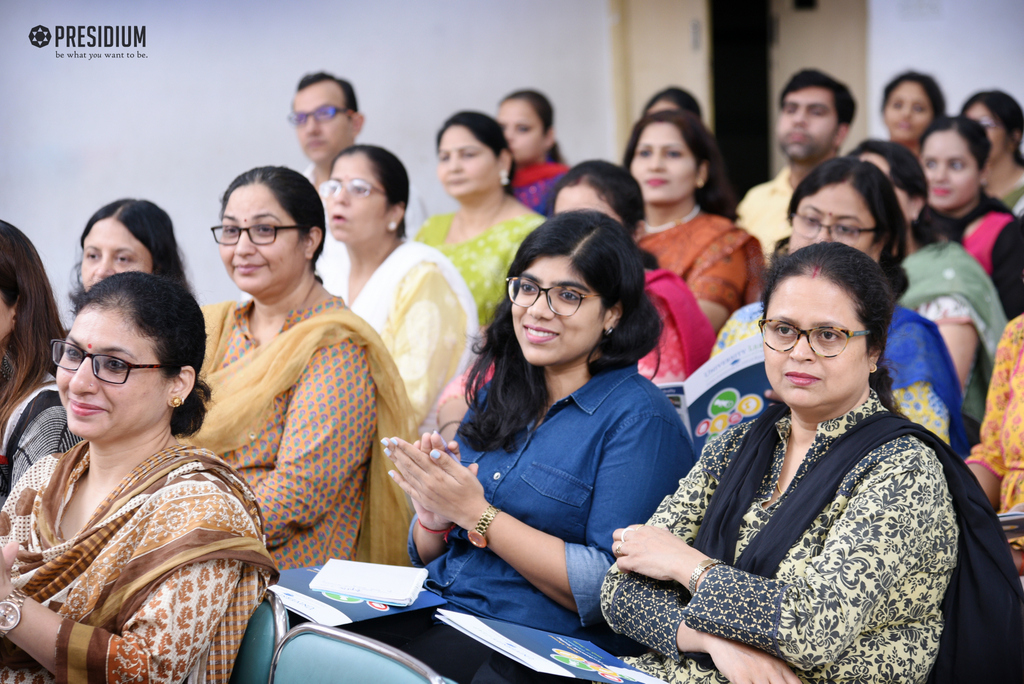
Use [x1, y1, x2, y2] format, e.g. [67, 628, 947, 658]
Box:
[171, 396, 183, 408]
[387, 221, 397, 231]
[604, 327, 615, 337]
[500, 169, 510, 186]
[696, 178, 706, 189]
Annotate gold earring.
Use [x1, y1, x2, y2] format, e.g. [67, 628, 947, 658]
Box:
[869, 363, 877, 373]
[696, 178, 705, 189]
[171, 396, 183, 408]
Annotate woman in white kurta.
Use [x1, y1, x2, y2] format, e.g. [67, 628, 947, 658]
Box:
[319, 145, 477, 433]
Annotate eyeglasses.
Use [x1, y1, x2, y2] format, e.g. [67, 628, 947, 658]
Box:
[790, 214, 876, 245]
[319, 178, 383, 199]
[51, 340, 174, 385]
[210, 225, 305, 245]
[975, 116, 1001, 130]
[507, 277, 595, 317]
[758, 319, 870, 358]
[287, 105, 349, 126]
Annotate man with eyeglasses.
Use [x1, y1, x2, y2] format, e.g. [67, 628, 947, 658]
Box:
[289, 71, 427, 238]
[737, 69, 856, 256]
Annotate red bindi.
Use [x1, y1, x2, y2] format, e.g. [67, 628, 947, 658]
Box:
[87, 344, 92, 349]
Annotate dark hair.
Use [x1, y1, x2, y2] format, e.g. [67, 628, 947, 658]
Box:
[71, 272, 210, 437]
[0, 222, 66, 440]
[962, 90, 1024, 166]
[882, 71, 946, 119]
[551, 160, 645, 234]
[437, 111, 515, 196]
[296, 72, 358, 112]
[780, 69, 856, 126]
[78, 199, 188, 290]
[787, 157, 908, 297]
[333, 145, 410, 238]
[921, 115, 992, 170]
[642, 87, 702, 120]
[462, 211, 661, 452]
[762, 241, 901, 415]
[219, 166, 325, 271]
[501, 89, 565, 165]
[623, 110, 737, 220]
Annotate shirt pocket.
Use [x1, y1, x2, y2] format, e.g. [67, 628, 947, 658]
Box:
[517, 462, 593, 539]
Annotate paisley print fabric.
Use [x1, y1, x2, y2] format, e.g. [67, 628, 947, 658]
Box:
[601, 393, 958, 683]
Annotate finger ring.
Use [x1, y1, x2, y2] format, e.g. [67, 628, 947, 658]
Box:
[620, 528, 629, 543]
[614, 542, 623, 556]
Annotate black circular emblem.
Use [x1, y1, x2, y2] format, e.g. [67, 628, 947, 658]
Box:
[29, 25, 51, 48]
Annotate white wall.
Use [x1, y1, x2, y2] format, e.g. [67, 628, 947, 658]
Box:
[867, 0, 1024, 138]
[0, 0, 616, 311]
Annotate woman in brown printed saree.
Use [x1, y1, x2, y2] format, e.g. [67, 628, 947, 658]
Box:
[0, 271, 277, 684]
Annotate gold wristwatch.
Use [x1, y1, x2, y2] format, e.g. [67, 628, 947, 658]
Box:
[467, 505, 501, 548]
[0, 589, 27, 637]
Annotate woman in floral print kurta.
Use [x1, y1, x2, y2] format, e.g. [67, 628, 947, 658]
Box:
[601, 243, 959, 683]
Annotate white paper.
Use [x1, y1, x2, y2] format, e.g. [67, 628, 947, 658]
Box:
[435, 610, 571, 677]
[267, 585, 352, 626]
[607, 666, 669, 684]
[309, 559, 428, 606]
[683, 336, 765, 406]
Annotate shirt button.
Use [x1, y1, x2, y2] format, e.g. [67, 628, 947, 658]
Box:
[492, 472, 501, 481]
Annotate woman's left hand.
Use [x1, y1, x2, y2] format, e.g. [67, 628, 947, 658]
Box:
[388, 436, 488, 530]
[612, 524, 706, 583]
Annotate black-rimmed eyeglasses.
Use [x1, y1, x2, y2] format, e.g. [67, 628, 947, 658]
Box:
[507, 277, 595, 317]
[210, 225, 306, 245]
[51, 340, 175, 385]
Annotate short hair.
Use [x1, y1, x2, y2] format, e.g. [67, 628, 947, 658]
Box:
[642, 87, 702, 119]
[787, 157, 908, 297]
[622, 109, 737, 220]
[962, 90, 1024, 166]
[72, 272, 211, 437]
[0, 221, 65, 435]
[762, 241, 901, 415]
[921, 116, 992, 170]
[78, 199, 189, 291]
[437, 111, 515, 196]
[882, 71, 946, 119]
[333, 145, 411, 238]
[463, 211, 661, 453]
[219, 166, 326, 271]
[296, 72, 358, 112]
[780, 69, 856, 126]
[501, 89, 565, 165]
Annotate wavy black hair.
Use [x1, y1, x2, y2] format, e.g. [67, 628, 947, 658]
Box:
[623, 109, 737, 220]
[437, 111, 515, 196]
[77, 199, 188, 291]
[788, 157, 908, 297]
[71, 272, 211, 437]
[461, 211, 661, 452]
[219, 166, 325, 272]
[332, 145, 410, 238]
[762, 242, 901, 415]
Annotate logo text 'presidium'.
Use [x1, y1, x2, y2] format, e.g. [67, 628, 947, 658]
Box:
[53, 26, 146, 48]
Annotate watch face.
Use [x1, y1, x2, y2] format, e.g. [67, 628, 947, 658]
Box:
[0, 602, 19, 631]
[467, 530, 487, 548]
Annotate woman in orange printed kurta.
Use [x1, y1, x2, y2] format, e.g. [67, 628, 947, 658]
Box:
[196, 167, 414, 571]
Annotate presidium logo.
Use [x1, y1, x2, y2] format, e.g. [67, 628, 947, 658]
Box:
[28, 24, 148, 59]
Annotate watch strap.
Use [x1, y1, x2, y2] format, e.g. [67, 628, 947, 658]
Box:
[688, 558, 724, 595]
[474, 505, 500, 538]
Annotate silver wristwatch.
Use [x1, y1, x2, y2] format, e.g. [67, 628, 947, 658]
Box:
[0, 589, 27, 637]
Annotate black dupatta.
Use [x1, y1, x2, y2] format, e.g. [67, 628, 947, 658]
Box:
[689, 404, 1024, 682]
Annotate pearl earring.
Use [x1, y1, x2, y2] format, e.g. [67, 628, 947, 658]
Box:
[500, 170, 510, 186]
[387, 221, 397, 231]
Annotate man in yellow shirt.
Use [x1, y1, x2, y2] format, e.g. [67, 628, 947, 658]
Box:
[737, 70, 855, 254]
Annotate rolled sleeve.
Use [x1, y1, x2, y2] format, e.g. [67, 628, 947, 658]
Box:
[565, 542, 613, 625]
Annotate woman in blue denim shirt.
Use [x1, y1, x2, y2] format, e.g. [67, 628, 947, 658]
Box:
[383, 212, 694, 682]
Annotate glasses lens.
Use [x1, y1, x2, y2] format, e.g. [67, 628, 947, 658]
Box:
[249, 225, 277, 244]
[508, 278, 537, 307]
[763, 321, 797, 350]
[93, 355, 130, 383]
[288, 112, 307, 126]
[548, 287, 583, 316]
[349, 179, 373, 198]
[792, 215, 821, 238]
[319, 180, 342, 198]
[213, 226, 241, 244]
[313, 106, 339, 122]
[809, 328, 848, 356]
[53, 340, 72, 367]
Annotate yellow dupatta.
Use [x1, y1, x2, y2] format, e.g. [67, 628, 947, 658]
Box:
[192, 301, 415, 566]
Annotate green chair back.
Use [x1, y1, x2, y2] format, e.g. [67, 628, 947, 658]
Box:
[230, 591, 289, 684]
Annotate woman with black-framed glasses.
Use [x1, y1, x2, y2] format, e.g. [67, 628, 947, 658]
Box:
[371, 212, 693, 682]
[195, 165, 416, 571]
[603, 242, 1023, 684]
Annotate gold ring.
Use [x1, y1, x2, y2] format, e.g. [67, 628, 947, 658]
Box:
[614, 542, 623, 556]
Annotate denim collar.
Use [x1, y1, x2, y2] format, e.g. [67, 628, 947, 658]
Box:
[554, 365, 638, 416]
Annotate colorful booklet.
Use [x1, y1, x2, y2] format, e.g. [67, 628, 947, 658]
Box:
[270, 566, 446, 626]
[435, 609, 667, 684]
[659, 335, 771, 455]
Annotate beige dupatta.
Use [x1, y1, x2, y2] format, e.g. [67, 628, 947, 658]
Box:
[192, 301, 415, 566]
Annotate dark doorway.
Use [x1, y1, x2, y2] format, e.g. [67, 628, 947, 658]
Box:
[712, 0, 770, 199]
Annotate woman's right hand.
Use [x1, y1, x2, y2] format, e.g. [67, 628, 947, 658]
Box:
[703, 633, 801, 684]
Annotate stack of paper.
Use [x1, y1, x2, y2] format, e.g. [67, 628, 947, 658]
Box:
[309, 559, 429, 606]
